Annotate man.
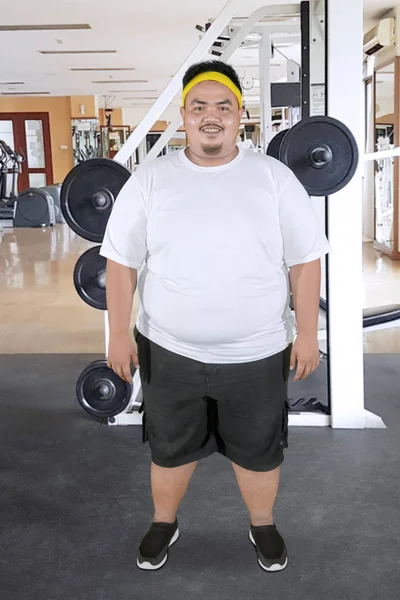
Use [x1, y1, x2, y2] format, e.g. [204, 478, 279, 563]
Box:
[100, 60, 330, 573]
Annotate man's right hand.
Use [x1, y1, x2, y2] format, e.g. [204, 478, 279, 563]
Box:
[107, 333, 139, 383]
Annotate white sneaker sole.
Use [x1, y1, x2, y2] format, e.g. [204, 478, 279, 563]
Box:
[137, 528, 180, 571]
[249, 530, 288, 572]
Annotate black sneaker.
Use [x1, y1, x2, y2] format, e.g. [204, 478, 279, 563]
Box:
[137, 519, 179, 571]
[249, 524, 288, 572]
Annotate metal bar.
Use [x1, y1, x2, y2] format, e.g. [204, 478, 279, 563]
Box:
[363, 147, 400, 161]
[301, 1, 311, 119]
[260, 31, 272, 150]
[115, 0, 241, 165]
[145, 4, 290, 162]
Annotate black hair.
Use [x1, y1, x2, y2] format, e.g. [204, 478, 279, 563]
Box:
[182, 60, 242, 94]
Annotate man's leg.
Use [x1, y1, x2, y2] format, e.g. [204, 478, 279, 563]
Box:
[231, 462, 280, 526]
[152, 460, 198, 523]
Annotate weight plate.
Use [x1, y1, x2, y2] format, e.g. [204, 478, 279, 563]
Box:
[61, 158, 131, 242]
[76, 359, 133, 419]
[266, 129, 289, 160]
[73, 246, 107, 310]
[279, 116, 359, 196]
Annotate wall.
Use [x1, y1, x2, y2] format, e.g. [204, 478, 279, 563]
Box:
[0, 96, 73, 183]
[99, 108, 124, 126]
[70, 96, 98, 119]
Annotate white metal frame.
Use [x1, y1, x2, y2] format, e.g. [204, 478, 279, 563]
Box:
[106, 0, 392, 430]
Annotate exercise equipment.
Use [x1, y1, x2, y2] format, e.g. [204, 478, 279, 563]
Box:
[319, 298, 400, 331]
[76, 359, 133, 419]
[73, 246, 107, 310]
[13, 187, 56, 228]
[62, 114, 360, 421]
[41, 184, 65, 224]
[266, 129, 289, 160]
[60, 158, 130, 242]
[267, 116, 359, 196]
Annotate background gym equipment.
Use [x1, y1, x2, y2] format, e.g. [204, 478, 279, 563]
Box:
[267, 116, 359, 195]
[0, 140, 25, 220]
[60, 158, 130, 243]
[73, 246, 107, 310]
[266, 128, 289, 160]
[13, 187, 57, 228]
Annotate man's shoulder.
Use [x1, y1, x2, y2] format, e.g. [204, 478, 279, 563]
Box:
[241, 148, 292, 177]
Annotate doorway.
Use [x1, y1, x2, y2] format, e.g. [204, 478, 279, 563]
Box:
[0, 113, 53, 192]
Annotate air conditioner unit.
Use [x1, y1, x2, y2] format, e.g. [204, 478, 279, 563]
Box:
[363, 18, 395, 56]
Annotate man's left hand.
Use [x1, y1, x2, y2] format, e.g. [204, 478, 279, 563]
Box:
[290, 334, 320, 382]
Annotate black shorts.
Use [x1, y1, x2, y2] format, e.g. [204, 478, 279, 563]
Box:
[134, 327, 291, 473]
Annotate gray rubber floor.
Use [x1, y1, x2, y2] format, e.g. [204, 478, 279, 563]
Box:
[1, 354, 399, 600]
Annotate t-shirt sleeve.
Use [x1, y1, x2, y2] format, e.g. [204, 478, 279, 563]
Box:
[276, 164, 331, 268]
[99, 166, 150, 270]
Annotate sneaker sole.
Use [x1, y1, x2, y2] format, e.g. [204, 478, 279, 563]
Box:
[137, 528, 180, 571]
[249, 530, 288, 572]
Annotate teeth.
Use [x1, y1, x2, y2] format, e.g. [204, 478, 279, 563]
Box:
[203, 128, 220, 133]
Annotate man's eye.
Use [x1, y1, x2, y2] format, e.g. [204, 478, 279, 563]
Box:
[194, 106, 205, 111]
[219, 106, 229, 111]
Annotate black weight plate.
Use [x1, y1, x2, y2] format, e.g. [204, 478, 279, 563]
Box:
[76, 359, 133, 419]
[61, 158, 130, 242]
[73, 245, 107, 310]
[266, 129, 289, 160]
[279, 116, 359, 196]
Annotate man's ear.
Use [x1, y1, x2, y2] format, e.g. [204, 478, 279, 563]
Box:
[180, 106, 185, 119]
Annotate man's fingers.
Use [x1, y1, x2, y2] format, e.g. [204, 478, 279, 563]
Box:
[293, 361, 306, 382]
[123, 364, 133, 383]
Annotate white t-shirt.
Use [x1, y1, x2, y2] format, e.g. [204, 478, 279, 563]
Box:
[100, 147, 330, 364]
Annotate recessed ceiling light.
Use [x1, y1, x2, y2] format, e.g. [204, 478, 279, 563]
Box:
[109, 89, 155, 93]
[1, 91, 50, 95]
[123, 97, 158, 100]
[93, 80, 148, 84]
[71, 68, 136, 72]
[39, 50, 116, 55]
[0, 24, 91, 31]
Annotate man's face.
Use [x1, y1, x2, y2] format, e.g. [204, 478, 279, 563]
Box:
[180, 80, 244, 157]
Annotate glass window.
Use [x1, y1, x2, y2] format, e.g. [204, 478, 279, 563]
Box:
[0, 120, 15, 151]
[25, 120, 46, 169]
[29, 173, 47, 188]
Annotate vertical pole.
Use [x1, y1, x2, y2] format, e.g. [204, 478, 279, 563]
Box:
[260, 32, 272, 151]
[301, 1, 311, 119]
[327, 0, 365, 428]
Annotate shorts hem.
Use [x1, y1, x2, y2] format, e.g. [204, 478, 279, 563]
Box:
[219, 451, 285, 472]
[150, 448, 217, 469]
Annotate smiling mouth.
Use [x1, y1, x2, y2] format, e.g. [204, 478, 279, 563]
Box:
[201, 127, 223, 134]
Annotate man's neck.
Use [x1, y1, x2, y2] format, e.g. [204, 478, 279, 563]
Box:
[185, 146, 239, 167]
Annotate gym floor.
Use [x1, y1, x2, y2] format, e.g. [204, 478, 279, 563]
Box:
[1, 224, 400, 600]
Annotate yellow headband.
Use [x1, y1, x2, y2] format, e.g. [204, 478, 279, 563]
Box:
[182, 71, 243, 108]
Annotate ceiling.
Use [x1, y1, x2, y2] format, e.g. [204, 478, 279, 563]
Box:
[0, 0, 398, 112]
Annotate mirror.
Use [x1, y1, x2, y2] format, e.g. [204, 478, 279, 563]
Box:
[374, 62, 395, 248]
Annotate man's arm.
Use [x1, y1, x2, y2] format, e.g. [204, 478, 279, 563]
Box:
[105, 260, 139, 382]
[289, 259, 321, 381]
[106, 259, 137, 336]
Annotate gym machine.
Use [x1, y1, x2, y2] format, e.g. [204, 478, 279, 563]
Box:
[0, 140, 24, 220]
[61, 0, 394, 430]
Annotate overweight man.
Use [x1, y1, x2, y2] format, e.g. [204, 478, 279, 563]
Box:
[100, 60, 330, 573]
